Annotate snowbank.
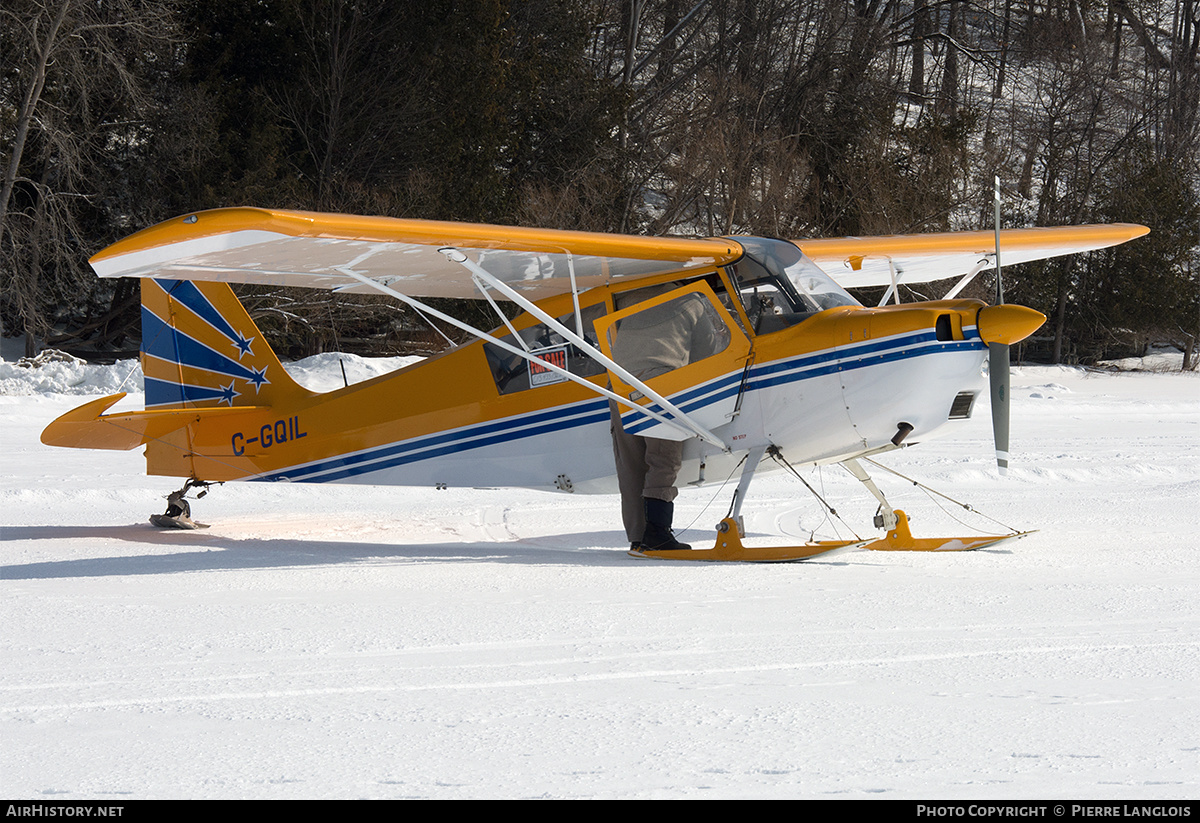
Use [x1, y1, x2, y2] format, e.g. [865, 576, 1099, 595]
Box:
[0, 348, 422, 397]
[0, 350, 143, 397]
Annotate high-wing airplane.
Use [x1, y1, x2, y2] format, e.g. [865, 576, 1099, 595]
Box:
[41, 208, 1148, 561]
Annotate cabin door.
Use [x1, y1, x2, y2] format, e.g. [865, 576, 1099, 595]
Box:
[596, 281, 752, 440]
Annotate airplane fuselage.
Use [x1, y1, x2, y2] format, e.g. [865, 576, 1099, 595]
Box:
[162, 265, 990, 496]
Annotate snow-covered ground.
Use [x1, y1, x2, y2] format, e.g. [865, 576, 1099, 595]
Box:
[2, 350, 1198, 799]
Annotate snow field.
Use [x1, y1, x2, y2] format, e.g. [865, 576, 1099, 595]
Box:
[2, 353, 1197, 798]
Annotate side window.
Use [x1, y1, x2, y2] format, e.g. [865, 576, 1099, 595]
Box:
[617, 274, 749, 337]
[738, 279, 796, 334]
[483, 303, 607, 395]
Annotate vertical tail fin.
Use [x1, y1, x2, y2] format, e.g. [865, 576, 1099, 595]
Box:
[139, 278, 312, 480]
[140, 278, 307, 409]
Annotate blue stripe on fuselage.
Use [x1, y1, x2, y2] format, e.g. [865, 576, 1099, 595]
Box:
[621, 328, 984, 434]
[251, 328, 984, 483]
[252, 400, 611, 484]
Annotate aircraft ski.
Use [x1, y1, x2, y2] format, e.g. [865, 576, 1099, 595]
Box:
[148, 480, 212, 530]
[630, 516, 866, 562]
[862, 510, 1035, 552]
[149, 514, 209, 530]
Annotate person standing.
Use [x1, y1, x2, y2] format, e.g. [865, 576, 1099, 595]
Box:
[608, 289, 720, 551]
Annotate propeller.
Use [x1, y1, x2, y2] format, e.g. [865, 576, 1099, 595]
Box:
[988, 340, 1010, 475]
[983, 176, 1044, 476]
[991, 176, 1009, 476]
[978, 304, 1043, 474]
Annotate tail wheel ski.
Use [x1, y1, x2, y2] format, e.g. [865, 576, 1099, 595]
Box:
[150, 479, 213, 530]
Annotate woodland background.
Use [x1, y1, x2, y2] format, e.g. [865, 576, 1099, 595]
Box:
[2, 0, 1198, 365]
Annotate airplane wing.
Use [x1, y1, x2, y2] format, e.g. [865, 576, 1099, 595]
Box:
[90, 208, 1148, 298]
[89, 208, 743, 301]
[795, 224, 1149, 290]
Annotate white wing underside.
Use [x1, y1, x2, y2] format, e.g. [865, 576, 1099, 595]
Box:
[91, 230, 727, 300]
[89, 208, 1148, 298]
[796, 224, 1149, 290]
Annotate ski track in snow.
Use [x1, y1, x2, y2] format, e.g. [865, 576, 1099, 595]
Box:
[1, 354, 1198, 798]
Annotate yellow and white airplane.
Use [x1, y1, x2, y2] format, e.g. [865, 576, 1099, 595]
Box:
[41, 207, 1147, 561]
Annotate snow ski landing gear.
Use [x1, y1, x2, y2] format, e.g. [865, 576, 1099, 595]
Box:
[629, 447, 1035, 562]
[863, 509, 1033, 552]
[629, 447, 865, 562]
[630, 516, 865, 562]
[150, 479, 212, 530]
[842, 459, 1036, 552]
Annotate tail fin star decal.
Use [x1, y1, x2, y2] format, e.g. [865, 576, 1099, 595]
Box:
[139, 279, 297, 409]
[155, 279, 257, 359]
[141, 376, 244, 407]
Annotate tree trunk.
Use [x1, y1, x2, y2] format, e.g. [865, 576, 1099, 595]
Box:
[909, 0, 928, 100]
[1052, 273, 1068, 364]
[0, 2, 72, 237]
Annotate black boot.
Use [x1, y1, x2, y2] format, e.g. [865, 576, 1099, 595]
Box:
[640, 498, 691, 551]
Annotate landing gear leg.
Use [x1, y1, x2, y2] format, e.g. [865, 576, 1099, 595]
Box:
[150, 479, 212, 530]
[722, 445, 767, 540]
[841, 458, 898, 530]
[842, 458, 1033, 551]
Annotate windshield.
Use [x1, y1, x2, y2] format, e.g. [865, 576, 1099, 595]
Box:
[732, 236, 859, 312]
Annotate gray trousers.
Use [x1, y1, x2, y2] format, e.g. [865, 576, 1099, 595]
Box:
[610, 401, 682, 542]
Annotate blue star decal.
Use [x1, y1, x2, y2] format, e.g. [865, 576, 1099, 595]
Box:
[232, 331, 254, 359]
[246, 366, 269, 392]
[218, 381, 240, 406]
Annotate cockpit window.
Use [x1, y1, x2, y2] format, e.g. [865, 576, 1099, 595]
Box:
[725, 237, 859, 334]
[785, 255, 861, 311]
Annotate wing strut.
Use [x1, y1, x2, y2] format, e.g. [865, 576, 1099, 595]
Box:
[877, 260, 902, 306]
[331, 260, 729, 451]
[941, 258, 992, 300]
[437, 247, 731, 451]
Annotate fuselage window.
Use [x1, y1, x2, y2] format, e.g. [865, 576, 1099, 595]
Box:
[615, 273, 749, 337]
[484, 303, 607, 395]
[727, 259, 811, 335]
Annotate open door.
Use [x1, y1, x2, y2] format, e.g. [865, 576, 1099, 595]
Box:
[596, 281, 752, 440]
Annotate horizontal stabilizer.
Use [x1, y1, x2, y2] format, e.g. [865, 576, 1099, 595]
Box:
[41, 393, 265, 451]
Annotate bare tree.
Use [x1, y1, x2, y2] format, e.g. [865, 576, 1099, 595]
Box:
[1, 0, 176, 355]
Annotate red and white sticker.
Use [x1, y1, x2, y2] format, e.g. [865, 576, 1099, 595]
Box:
[528, 345, 569, 387]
